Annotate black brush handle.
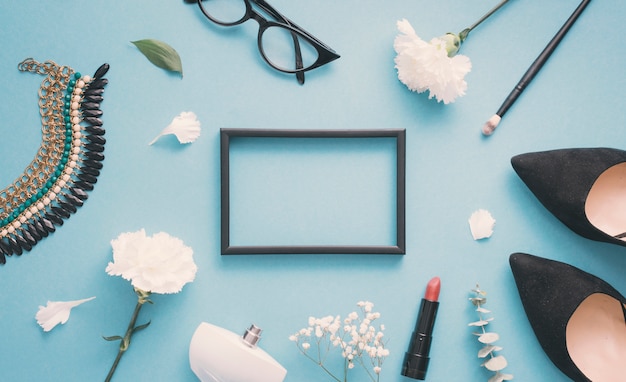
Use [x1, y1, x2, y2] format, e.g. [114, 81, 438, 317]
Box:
[496, 0, 591, 118]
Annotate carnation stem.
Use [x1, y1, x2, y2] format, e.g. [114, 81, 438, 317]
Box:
[104, 289, 152, 382]
[459, 0, 510, 42]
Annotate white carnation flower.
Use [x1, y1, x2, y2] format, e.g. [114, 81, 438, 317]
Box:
[106, 229, 197, 294]
[394, 18, 472, 104]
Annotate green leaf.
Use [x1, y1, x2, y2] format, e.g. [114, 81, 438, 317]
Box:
[478, 332, 500, 344]
[131, 39, 183, 77]
[102, 335, 123, 342]
[482, 355, 508, 372]
[132, 321, 151, 334]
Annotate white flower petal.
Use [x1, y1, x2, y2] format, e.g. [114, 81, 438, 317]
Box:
[149, 111, 201, 145]
[106, 229, 197, 294]
[35, 296, 95, 332]
[468, 209, 496, 240]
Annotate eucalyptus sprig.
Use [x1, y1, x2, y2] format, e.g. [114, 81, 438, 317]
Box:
[468, 285, 513, 382]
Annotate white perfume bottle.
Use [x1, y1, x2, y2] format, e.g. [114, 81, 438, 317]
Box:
[189, 322, 287, 382]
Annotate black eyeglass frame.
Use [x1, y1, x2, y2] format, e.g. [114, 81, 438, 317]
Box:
[186, 0, 340, 75]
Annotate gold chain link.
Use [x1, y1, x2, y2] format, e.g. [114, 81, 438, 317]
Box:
[0, 59, 75, 219]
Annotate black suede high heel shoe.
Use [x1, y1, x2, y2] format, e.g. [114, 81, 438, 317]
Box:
[509, 253, 626, 381]
[511, 148, 626, 247]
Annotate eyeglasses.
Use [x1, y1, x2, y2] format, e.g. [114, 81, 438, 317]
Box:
[185, 0, 340, 84]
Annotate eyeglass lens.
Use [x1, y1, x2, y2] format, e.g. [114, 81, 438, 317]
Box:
[199, 0, 321, 72]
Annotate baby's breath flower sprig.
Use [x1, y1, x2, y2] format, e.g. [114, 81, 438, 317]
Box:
[468, 285, 513, 382]
[289, 301, 390, 382]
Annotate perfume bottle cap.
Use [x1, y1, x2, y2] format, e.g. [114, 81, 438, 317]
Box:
[242, 324, 262, 347]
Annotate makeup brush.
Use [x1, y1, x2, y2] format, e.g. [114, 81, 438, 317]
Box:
[482, 0, 592, 136]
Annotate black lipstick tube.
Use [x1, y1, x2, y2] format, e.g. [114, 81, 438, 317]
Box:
[401, 298, 439, 380]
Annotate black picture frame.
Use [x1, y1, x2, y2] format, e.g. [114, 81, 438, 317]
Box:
[220, 128, 406, 255]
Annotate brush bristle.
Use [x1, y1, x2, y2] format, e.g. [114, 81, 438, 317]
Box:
[482, 115, 501, 136]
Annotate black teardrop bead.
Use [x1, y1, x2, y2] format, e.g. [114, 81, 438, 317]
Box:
[85, 142, 105, 153]
[58, 201, 77, 215]
[0, 237, 13, 256]
[7, 236, 22, 255]
[77, 172, 98, 184]
[15, 234, 32, 252]
[83, 159, 103, 169]
[32, 218, 49, 237]
[64, 193, 84, 207]
[81, 102, 101, 110]
[86, 134, 106, 145]
[83, 109, 103, 118]
[21, 227, 37, 246]
[25, 223, 42, 242]
[84, 151, 105, 161]
[84, 117, 103, 126]
[70, 187, 89, 201]
[85, 125, 105, 136]
[88, 78, 108, 89]
[84, 88, 105, 96]
[0, 250, 6, 264]
[75, 180, 94, 191]
[93, 63, 110, 79]
[84, 94, 104, 103]
[40, 217, 56, 233]
[80, 166, 100, 177]
[51, 206, 71, 219]
[45, 212, 64, 226]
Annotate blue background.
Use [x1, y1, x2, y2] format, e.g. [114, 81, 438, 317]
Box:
[1, 1, 625, 381]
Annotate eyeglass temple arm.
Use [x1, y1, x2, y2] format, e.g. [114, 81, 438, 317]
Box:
[294, 39, 305, 84]
[251, 0, 305, 83]
[291, 32, 304, 84]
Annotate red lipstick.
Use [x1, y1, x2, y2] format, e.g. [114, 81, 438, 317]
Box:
[401, 276, 440, 380]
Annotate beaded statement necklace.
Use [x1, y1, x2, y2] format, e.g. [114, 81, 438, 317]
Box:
[0, 58, 109, 265]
